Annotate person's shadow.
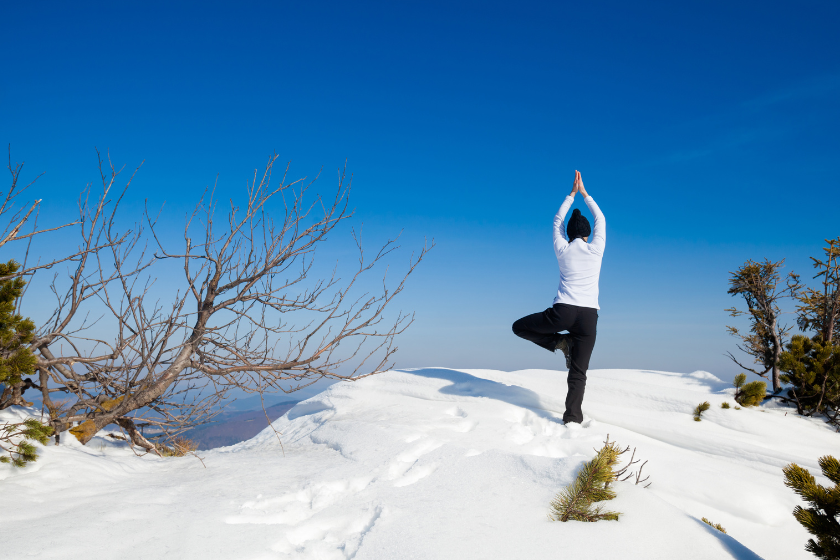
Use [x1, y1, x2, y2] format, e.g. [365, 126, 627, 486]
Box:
[399, 368, 564, 423]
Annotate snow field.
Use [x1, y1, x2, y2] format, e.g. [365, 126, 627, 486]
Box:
[1, 367, 837, 559]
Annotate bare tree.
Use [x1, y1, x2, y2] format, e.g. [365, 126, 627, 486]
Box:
[29, 153, 431, 452]
[726, 258, 798, 393]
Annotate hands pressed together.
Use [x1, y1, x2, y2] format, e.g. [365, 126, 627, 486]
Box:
[569, 170, 589, 198]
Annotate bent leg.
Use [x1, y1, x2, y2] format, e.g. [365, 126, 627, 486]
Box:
[563, 308, 598, 424]
[512, 306, 574, 352]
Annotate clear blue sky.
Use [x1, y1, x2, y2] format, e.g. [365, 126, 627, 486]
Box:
[2, 1, 839, 394]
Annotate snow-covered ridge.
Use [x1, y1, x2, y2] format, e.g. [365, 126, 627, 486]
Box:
[2, 368, 835, 559]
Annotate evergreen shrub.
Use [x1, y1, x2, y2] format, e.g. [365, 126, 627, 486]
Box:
[694, 401, 711, 421]
[780, 335, 840, 422]
[549, 437, 651, 523]
[734, 373, 767, 407]
[0, 261, 37, 407]
[0, 418, 53, 467]
[783, 455, 840, 559]
[721, 402, 731, 409]
[549, 440, 624, 522]
[701, 517, 727, 534]
[779, 237, 840, 426]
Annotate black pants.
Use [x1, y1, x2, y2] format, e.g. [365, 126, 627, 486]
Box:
[511, 303, 598, 424]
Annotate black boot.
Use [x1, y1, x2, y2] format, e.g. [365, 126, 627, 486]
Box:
[555, 334, 574, 369]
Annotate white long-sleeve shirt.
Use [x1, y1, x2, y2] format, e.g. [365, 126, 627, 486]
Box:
[552, 195, 606, 309]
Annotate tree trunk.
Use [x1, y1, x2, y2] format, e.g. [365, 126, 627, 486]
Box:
[770, 317, 782, 392]
[38, 368, 62, 445]
[71, 326, 204, 444]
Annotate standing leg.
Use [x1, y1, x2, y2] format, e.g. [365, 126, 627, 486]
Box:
[512, 305, 575, 352]
[563, 308, 598, 424]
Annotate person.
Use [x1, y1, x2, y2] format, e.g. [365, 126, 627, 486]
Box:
[511, 170, 606, 425]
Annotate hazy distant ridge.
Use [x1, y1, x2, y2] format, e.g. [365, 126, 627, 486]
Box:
[184, 401, 298, 450]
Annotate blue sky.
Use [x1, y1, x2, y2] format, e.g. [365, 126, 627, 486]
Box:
[2, 1, 839, 397]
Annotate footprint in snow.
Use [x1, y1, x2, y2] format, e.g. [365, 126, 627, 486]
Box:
[508, 424, 536, 445]
[270, 503, 384, 559]
[227, 477, 383, 558]
[386, 438, 444, 487]
[444, 406, 468, 418]
[392, 463, 439, 487]
[226, 476, 372, 527]
[440, 406, 477, 433]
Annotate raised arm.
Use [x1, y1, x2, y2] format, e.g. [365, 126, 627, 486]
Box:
[584, 197, 606, 254]
[553, 173, 579, 255]
[577, 172, 606, 254]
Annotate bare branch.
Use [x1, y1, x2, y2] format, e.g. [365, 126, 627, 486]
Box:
[18, 153, 430, 450]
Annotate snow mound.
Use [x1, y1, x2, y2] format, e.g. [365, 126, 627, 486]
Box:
[3, 368, 836, 559]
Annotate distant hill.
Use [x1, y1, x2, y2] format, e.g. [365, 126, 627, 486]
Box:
[183, 401, 298, 450]
[223, 394, 302, 412]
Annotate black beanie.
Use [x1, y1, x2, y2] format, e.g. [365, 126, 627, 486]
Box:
[567, 208, 591, 240]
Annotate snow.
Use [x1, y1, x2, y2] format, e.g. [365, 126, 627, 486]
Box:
[2, 367, 836, 560]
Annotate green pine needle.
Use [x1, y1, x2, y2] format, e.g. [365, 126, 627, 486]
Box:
[693, 402, 711, 421]
[783, 457, 840, 559]
[701, 517, 727, 534]
[549, 439, 626, 523]
[1, 418, 54, 468]
[735, 380, 766, 407]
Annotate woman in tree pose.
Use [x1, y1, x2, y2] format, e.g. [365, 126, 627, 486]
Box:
[511, 170, 606, 425]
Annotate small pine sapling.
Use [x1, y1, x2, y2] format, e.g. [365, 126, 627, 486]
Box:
[549, 442, 620, 522]
[549, 436, 651, 523]
[721, 402, 731, 409]
[783, 455, 840, 559]
[733, 373, 746, 387]
[701, 517, 728, 534]
[0, 418, 54, 467]
[694, 401, 711, 421]
[734, 373, 767, 407]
